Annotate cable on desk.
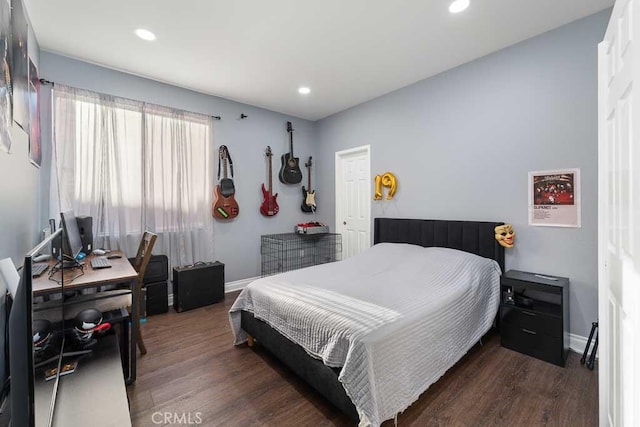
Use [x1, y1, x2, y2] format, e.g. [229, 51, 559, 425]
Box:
[48, 260, 85, 285]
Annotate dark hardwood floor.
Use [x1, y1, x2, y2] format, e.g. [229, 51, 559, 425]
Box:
[127, 292, 598, 426]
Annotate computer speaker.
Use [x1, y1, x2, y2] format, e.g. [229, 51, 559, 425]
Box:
[49, 218, 61, 257]
[76, 216, 94, 255]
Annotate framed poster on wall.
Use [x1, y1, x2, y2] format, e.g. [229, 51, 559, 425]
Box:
[0, 0, 11, 152]
[528, 168, 581, 227]
[10, 0, 28, 132]
[28, 57, 39, 166]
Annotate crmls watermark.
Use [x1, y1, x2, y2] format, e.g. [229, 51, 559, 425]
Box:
[151, 412, 203, 425]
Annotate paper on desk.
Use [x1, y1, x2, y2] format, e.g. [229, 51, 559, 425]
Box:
[0, 258, 20, 298]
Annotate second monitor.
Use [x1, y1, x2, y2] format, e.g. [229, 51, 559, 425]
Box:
[61, 210, 85, 261]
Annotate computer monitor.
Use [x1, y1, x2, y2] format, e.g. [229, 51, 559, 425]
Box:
[61, 210, 84, 260]
[9, 228, 65, 427]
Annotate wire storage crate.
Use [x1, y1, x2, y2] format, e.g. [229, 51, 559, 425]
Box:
[261, 233, 342, 277]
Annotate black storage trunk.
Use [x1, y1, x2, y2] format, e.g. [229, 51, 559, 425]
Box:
[129, 254, 169, 316]
[173, 261, 225, 312]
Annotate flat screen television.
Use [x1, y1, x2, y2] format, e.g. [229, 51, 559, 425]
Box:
[8, 228, 64, 427]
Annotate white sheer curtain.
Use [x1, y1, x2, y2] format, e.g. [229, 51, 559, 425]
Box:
[51, 84, 214, 269]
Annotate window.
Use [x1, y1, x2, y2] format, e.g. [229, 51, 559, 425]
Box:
[52, 85, 214, 263]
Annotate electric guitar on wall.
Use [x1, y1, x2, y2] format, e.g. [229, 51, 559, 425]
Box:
[301, 156, 316, 213]
[212, 145, 239, 220]
[278, 121, 302, 184]
[260, 146, 279, 217]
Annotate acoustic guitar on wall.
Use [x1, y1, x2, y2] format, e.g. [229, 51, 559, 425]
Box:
[260, 146, 279, 217]
[278, 121, 302, 184]
[212, 145, 239, 220]
[301, 156, 316, 213]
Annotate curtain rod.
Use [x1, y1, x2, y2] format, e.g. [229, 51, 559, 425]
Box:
[39, 78, 222, 120]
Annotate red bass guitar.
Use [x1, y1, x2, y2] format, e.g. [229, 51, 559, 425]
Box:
[260, 146, 279, 216]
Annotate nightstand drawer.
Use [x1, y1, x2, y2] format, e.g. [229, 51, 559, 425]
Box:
[500, 322, 564, 366]
[501, 304, 562, 338]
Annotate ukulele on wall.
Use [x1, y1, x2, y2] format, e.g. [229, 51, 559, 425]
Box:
[212, 145, 239, 220]
[301, 156, 316, 213]
[260, 146, 279, 217]
[278, 121, 302, 184]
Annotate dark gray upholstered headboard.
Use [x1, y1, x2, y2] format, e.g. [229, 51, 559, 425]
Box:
[373, 218, 505, 272]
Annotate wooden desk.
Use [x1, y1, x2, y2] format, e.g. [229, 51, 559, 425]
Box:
[32, 252, 140, 384]
[33, 252, 137, 296]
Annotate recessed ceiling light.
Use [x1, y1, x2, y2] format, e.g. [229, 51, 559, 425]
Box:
[135, 28, 156, 41]
[449, 0, 470, 14]
[298, 87, 311, 95]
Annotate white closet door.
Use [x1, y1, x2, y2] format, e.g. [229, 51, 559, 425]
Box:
[598, 0, 640, 425]
[335, 146, 371, 259]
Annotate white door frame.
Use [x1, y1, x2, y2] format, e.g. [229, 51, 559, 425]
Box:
[335, 145, 371, 254]
[598, 1, 640, 424]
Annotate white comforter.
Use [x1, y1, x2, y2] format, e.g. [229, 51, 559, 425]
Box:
[229, 243, 501, 426]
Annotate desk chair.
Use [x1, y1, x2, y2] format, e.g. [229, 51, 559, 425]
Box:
[131, 231, 158, 355]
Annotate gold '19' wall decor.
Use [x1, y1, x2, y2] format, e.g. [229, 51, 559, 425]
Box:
[374, 172, 397, 200]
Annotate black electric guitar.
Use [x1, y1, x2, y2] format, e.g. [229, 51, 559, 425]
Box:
[278, 121, 302, 184]
[301, 157, 316, 213]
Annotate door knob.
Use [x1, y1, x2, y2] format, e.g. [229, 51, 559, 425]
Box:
[343, 221, 347, 225]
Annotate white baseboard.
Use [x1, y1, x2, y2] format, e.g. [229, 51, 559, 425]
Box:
[225, 276, 259, 293]
[166, 276, 258, 307]
[569, 332, 598, 358]
[569, 333, 587, 354]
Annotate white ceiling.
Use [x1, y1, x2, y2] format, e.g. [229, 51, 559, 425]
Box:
[24, 0, 612, 121]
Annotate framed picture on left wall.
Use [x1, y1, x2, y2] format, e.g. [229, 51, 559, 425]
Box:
[0, 0, 12, 153]
[10, 0, 29, 132]
[28, 57, 40, 167]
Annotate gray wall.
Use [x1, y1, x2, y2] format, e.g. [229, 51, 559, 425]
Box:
[0, 97, 39, 402]
[0, 21, 41, 265]
[314, 10, 610, 338]
[39, 52, 318, 282]
[0, 114, 41, 263]
[0, 17, 40, 397]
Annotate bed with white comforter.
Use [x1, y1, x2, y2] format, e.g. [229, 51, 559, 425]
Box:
[229, 243, 501, 426]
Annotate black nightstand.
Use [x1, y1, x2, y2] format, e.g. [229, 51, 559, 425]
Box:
[500, 270, 570, 367]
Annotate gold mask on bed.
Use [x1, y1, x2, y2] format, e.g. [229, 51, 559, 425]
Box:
[494, 224, 516, 248]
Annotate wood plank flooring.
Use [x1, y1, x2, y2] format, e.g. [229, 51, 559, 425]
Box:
[127, 292, 598, 426]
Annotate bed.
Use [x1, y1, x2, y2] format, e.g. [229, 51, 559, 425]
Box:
[229, 218, 505, 426]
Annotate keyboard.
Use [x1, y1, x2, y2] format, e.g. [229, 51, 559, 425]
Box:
[32, 263, 50, 277]
[91, 258, 112, 269]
